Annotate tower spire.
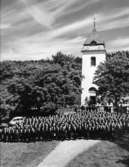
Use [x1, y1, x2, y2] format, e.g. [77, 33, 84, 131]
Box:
[93, 16, 96, 32]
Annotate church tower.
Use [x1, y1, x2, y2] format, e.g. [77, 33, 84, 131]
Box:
[81, 18, 106, 106]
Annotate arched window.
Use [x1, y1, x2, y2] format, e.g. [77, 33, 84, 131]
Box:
[89, 87, 97, 93]
[90, 40, 97, 45]
[91, 57, 96, 66]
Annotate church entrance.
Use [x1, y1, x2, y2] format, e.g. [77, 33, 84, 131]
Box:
[89, 96, 96, 105]
[88, 87, 97, 105]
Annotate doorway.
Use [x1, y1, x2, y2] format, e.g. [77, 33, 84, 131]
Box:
[88, 87, 97, 105]
[89, 96, 96, 105]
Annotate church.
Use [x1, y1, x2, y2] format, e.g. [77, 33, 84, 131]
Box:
[81, 18, 106, 106]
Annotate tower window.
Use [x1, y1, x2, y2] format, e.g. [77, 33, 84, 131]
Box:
[91, 57, 96, 66]
[90, 40, 97, 45]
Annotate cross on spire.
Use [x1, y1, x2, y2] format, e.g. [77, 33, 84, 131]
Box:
[93, 16, 96, 32]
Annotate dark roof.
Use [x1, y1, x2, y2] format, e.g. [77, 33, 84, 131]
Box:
[83, 29, 104, 46]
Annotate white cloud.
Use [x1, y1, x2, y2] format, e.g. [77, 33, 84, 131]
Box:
[90, 7, 129, 31]
[1, 0, 129, 61]
[47, 15, 99, 38]
[21, 0, 79, 28]
[106, 37, 129, 51]
[99, 17, 129, 31]
[0, 23, 11, 29]
[103, 7, 129, 21]
[65, 0, 101, 15]
[1, 35, 84, 61]
[36, 7, 129, 39]
[51, 0, 78, 16]
[21, 0, 54, 28]
[109, 37, 129, 47]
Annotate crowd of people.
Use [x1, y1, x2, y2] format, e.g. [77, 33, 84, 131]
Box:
[0, 109, 129, 142]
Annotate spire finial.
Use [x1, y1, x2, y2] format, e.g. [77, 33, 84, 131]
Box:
[93, 16, 96, 32]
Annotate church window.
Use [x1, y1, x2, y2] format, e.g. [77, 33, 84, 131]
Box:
[91, 57, 96, 66]
[90, 40, 97, 45]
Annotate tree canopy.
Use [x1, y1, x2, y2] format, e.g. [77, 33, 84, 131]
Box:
[94, 51, 129, 107]
[1, 51, 129, 121]
[0, 52, 82, 120]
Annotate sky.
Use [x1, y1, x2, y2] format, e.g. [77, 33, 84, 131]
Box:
[1, 0, 129, 61]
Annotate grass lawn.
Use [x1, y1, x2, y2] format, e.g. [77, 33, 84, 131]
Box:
[0, 141, 59, 167]
[0, 132, 129, 167]
[67, 132, 129, 167]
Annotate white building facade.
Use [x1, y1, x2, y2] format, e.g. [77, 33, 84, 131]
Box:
[81, 21, 106, 106]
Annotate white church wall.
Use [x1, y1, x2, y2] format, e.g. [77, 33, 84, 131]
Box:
[81, 50, 106, 105]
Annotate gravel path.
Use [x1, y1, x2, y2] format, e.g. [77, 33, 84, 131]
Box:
[37, 139, 100, 167]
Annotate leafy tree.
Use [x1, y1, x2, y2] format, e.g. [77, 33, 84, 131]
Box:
[30, 86, 45, 110]
[94, 51, 129, 108]
[0, 52, 82, 119]
[8, 80, 33, 115]
[52, 52, 74, 66]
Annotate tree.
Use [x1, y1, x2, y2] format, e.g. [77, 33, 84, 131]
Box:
[30, 86, 45, 110]
[94, 51, 129, 108]
[0, 52, 82, 119]
[52, 52, 74, 66]
[8, 80, 33, 115]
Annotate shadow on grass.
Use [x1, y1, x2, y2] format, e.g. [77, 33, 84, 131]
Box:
[1, 129, 129, 167]
[112, 129, 129, 167]
[117, 156, 129, 167]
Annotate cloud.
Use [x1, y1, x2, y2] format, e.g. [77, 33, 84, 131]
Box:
[1, 35, 84, 61]
[110, 7, 129, 19]
[100, 7, 129, 22]
[10, 14, 93, 43]
[51, 0, 79, 16]
[1, 0, 129, 61]
[106, 36, 129, 51]
[37, 7, 129, 39]
[100, 17, 129, 31]
[20, 0, 79, 28]
[49, 18, 91, 38]
[64, 0, 101, 15]
[47, 14, 102, 38]
[21, 0, 54, 28]
[109, 37, 129, 47]
[1, 6, 31, 31]
[0, 23, 12, 29]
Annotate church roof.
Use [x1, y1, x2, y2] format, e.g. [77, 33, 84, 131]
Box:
[83, 17, 105, 46]
[84, 30, 104, 46]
